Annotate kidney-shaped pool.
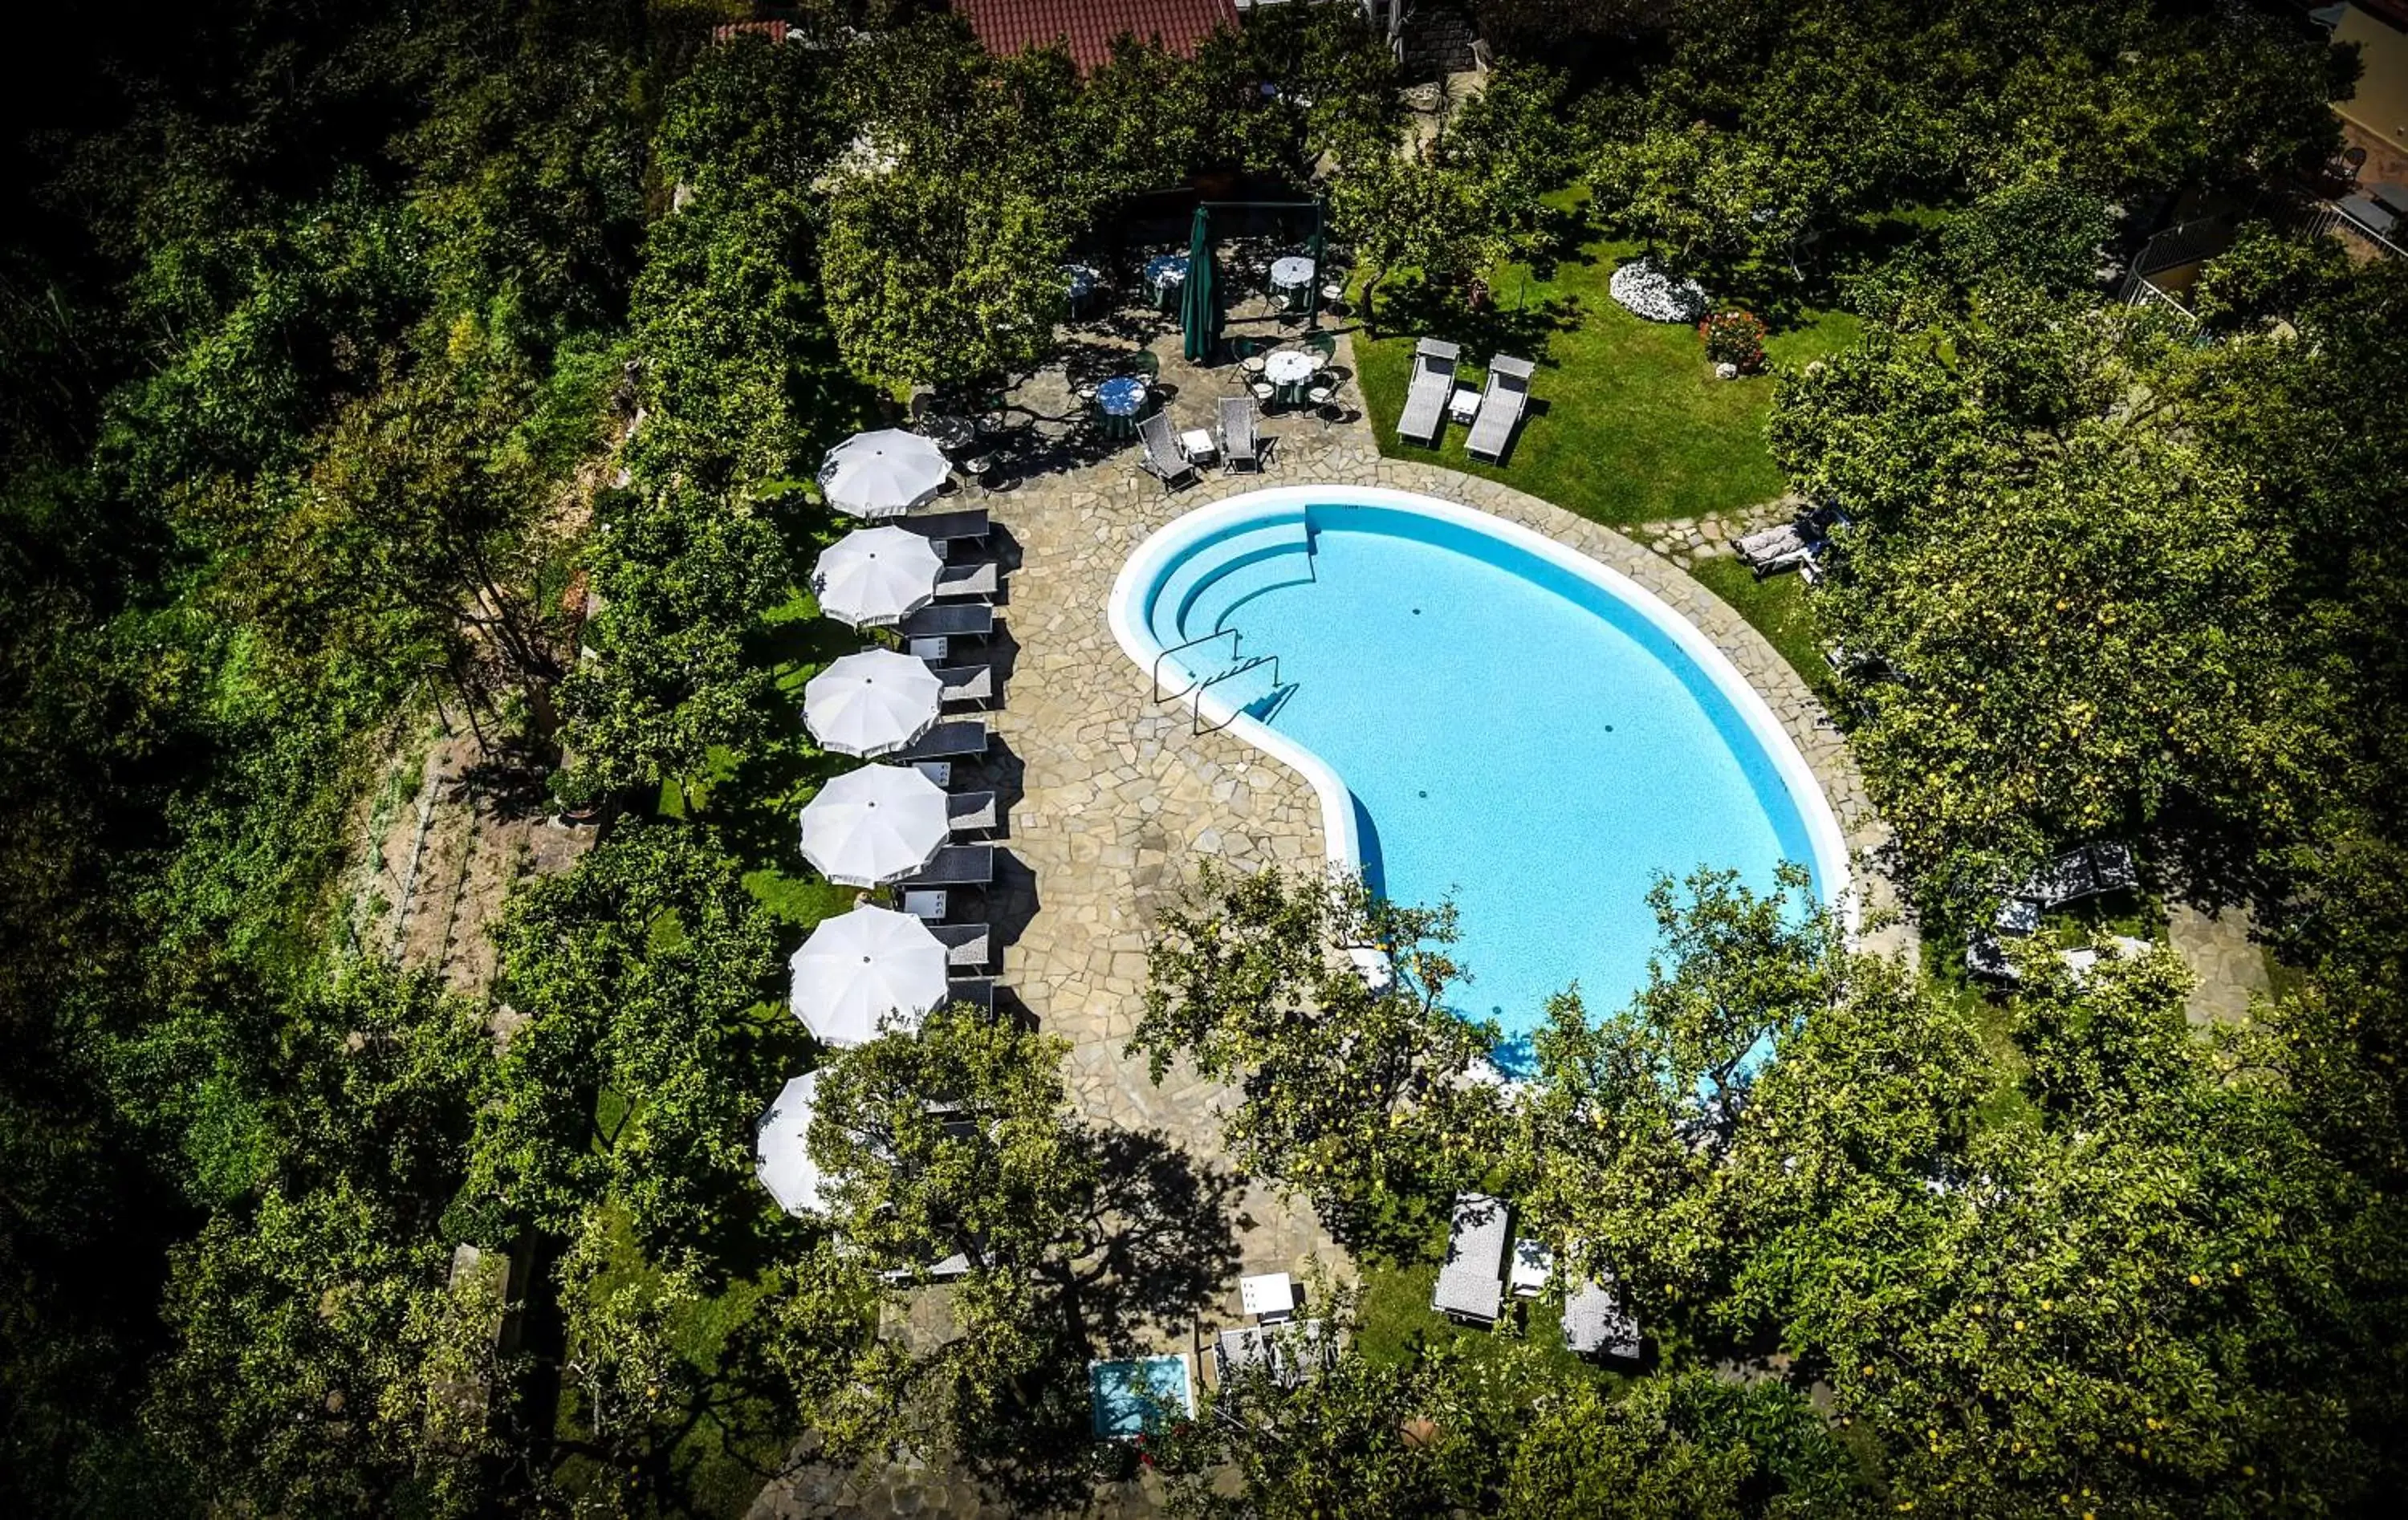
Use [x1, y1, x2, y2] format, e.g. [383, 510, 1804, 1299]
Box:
[1108, 486, 1849, 1070]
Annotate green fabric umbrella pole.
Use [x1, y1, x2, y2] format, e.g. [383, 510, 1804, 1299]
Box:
[1182, 205, 1218, 364]
[1304, 214, 1326, 327]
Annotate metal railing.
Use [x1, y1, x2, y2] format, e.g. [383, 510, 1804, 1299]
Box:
[1151, 628, 1240, 702]
[1193, 654, 1281, 734]
[2306, 201, 2406, 263]
[2121, 275, 2197, 324]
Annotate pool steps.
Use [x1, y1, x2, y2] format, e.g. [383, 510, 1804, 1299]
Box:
[1145, 514, 1315, 703]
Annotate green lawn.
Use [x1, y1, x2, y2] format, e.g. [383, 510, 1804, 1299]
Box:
[1686, 558, 1838, 705]
[1351, 229, 1860, 527]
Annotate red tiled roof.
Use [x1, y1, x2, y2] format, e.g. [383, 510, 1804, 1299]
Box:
[954, 0, 1240, 74]
[710, 19, 788, 45]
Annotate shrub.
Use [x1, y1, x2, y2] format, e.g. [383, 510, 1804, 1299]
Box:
[1700, 309, 1767, 372]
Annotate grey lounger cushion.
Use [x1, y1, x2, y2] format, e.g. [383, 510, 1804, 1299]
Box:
[934, 559, 999, 600]
[893, 843, 994, 890]
[929, 922, 991, 968]
[1432, 1192, 1509, 1324]
[931, 663, 993, 706]
[899, 603, 993, 641]
[890, 721, 989, 763]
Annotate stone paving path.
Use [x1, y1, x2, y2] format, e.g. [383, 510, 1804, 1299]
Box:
[1625, 494, 1804, 569]
[2166, 900, 2271, 1027]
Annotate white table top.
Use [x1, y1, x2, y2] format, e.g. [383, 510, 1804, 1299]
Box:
[1180, 428, 1216, 457]
[1448, 384, 1482, 418]
[1269, 255, 1316, 287]
[1263, 350, 1318, 384]
[1239, 1271, 1296, 1317]
[901, 888, 948, 920]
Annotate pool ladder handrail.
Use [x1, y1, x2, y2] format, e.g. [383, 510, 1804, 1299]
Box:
[1151, 627, 1242, 703]
[1193, 652, 1279, 734]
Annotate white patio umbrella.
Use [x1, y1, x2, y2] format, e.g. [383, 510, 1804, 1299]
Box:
[799, 764, 949, 887]
[789, 904, 950, 1047]
[755, 1071, 830, 1216]
[803, 648, 943, 757]
[812, 526, 942, 628]
[820, 429, 950, 518]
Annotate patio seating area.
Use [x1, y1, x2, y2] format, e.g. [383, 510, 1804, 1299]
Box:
[884, 234, 1368, 514]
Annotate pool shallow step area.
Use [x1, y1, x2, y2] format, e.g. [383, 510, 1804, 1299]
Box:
[1146, 510, 1315, 721]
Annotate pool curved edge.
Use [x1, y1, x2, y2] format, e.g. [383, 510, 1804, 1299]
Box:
[1105, 483, 1856, 931]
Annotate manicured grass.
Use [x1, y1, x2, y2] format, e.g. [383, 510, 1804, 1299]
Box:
[1687, 557, 1838, 705]
[1351, 226, 1861, 527]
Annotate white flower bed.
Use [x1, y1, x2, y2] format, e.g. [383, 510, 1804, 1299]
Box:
[1609, 258, 1708, 323]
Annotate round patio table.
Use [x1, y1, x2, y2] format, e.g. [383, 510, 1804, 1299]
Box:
[1144, 254, 1189, 310]
[915, 414, 975, 452]
[1094, 375, 1149, 440]
[1269, 255, 1316, 309]
[1262, 348, 1317, 406]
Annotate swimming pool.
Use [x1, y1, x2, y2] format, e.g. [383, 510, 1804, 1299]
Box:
[1108, 486, 1849, 1069]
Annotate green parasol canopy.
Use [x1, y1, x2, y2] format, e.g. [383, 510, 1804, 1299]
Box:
[1182, 205, 1219, 363]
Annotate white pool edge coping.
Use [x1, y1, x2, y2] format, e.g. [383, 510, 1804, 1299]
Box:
[1106, 484, 1857, 933]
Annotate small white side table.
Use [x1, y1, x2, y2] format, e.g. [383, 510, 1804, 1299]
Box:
[1239, 1271, 1297, 1323]
[1180, 428, 1217, 465]
[1448, 385, 1482, 423]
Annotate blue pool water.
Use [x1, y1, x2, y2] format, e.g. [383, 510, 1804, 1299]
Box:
[1116, 491, 1842, 1071]
[1090, 1355, 1193, 1437]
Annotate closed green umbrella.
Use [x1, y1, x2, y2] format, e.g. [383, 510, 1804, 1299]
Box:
[1182, 205, 1218, 363]
[1304, 213, 1327, 326]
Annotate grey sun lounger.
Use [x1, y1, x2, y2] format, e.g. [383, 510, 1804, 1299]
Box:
[1993, 842, 2141, 936]
[893, 843, 994, 891]
[947, 789, 998, 835]
[930, 663, 993, 707]
[895, 506, 990, 554]
[1735, 521, 1815, 577]
[898, 603, 992, 643]
[1218, 395, 1261, 473]
[1138, 411, 1200, 493]
[1397, 338, 1460, 446]
[1562, 1266, 1641, 1359]
[889, 721, 989, 764]
[934, 559, 999, 601]
[1432, 1192, 1509, 1325]
[1464, 354, 1533, 461]
[929, 922, 991, 969]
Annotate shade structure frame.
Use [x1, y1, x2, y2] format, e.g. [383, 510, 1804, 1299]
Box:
[812, 525, 943, 628]
[803, 648, 946, 758]
[755, 1071, 829, 1216]
[788, 904, 951, 1047]
[820, 429, 952, 518]
[798, 762, 950, 888]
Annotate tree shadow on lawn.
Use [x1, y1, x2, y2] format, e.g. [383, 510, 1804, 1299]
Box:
[1376, 274, 1584, 368]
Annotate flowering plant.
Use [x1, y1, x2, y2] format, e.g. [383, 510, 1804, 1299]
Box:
[1608, 257, 1709, 323]
[1699, 309, 1767, 372]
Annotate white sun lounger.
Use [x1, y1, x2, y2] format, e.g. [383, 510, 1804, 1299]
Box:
[1397, 338, 1460, 446]
[1464, 354, 1533, 461]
